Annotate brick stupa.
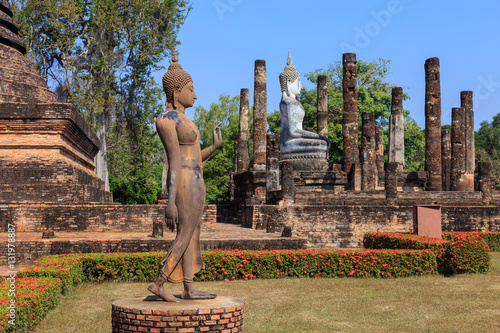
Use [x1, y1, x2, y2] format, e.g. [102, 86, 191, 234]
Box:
[0, 0, 112, 221]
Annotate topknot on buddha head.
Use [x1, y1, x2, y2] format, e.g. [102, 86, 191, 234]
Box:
[162, 51, 193, 103]
[279, 50, 300, 92]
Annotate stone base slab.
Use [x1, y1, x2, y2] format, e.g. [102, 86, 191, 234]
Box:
[279, 153, 329, 172]
[112, 295, 244, 333]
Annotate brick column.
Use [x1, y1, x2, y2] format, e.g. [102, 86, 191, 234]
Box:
[266, 134, 279, 203]
[361, 112, 377, 190]
[388, 87, 404, 165]
[342, 53, 360, 190]
[441, 129, 451, 191]
[317, 74, 328, 138]
[461, 91, 475, 191]
[386, 162, 400, 206]
[478, 161, 493, 195]
[424, 57, 442, 191]
[450, 107, 466, 191]
[236, 88, 250, 174]
[376, 126, 384, 173]
[253, 60, 267, 172]
[281, 161, 295, 204]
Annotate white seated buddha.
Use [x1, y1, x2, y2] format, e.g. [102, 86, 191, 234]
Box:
[278, 51, 330, 167]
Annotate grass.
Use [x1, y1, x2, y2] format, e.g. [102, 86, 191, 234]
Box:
[34, 253, 500, 333]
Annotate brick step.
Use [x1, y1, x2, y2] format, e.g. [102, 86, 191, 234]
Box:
[294, 190, 487, 206]
[0, 103, 100, 151]
[0, 183, 113, 204]
[0, 164, 106, 190]
[0, 66, 48, 89]
[0, 44, 36, 74]
[0, 77, 56, 103]
[295, 190, 387, 206]
[0, 25, 26, 54]
[0, 9, 19, 34]
[397, 191, 486, 206]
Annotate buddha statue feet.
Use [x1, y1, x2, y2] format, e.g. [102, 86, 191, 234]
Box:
[148, 283, 181, 302]
[181, 289, 217, 300]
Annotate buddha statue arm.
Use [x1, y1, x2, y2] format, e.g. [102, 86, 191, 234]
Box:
[285, 101, 330, 144]
[201, 125, 222, 166]
[157, 116, 181, 231]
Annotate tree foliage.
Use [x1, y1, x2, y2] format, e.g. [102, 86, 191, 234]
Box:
[476, 113, 500, 189]
[12, 0, 190, 203]
[194, 94, 240, 204]
[268, 58, 425, 170]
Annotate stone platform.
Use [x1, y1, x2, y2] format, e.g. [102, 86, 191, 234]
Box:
[112, 296, 244, 333]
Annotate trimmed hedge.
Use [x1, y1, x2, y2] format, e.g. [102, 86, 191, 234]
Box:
[0, 277, 63, 333]
[443, 232, 500, 252]
[18, 249, 439, 283]
[363, 232, 446, 251]
[363, 232, 492, 274]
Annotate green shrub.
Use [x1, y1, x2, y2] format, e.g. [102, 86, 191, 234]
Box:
[17, 254, 86, 294]
[364, 232, 492, 274]
[363, 232, 446, 250]
[441, 234, 491, 274]
[199, 249, 438, 280]
[18, 249, 438, 284]
[443, 232, 500, 252]
[0, 277, 63, 333]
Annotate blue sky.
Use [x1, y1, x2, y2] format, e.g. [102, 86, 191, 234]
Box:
[153, 0, 500, 130]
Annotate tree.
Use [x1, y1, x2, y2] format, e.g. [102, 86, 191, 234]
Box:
[268, 58, 425, 169]
[107, 69, 165, 204]
[11, 0, 190, 201]
[476, 113, 500, 189]
[194, 94, 240, 204]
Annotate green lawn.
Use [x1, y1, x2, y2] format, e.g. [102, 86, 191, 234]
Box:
[34, 252, 500, 333]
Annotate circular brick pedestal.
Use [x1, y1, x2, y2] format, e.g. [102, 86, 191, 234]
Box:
[112, 296, 244, 333]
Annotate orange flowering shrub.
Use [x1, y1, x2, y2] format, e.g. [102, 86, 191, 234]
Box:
[441, 233, 491, 274]
[443, 232, 500, 252]
[363, 232, 492, 274]
[0, 277, 62, 333]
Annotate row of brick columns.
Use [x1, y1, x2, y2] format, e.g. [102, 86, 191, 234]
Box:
[230, 55, 488, 203]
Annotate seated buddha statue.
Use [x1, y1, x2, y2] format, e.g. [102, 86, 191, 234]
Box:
[279, 51, 330, 170]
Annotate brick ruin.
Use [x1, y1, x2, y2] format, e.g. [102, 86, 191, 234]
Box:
[224, 53, 500, 248]
[0, 0, 217, 236]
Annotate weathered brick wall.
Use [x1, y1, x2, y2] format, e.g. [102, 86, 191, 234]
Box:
[245, 204, 500, 248]
[397, 191, 486, 206]
[217, 202, 242, 224]
[0, 102, 113, 204]
[0, 103, 101, 167]
[0, 44, 57, 103]
[0, 204, 217, 233]
[442, 206, 500, 232]
[255, 205, 412, 248]
[294, 190, 487, 207]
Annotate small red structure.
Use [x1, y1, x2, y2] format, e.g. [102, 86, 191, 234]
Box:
[413, 205, 442, 239]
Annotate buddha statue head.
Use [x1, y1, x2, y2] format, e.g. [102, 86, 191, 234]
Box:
[162, 51, 196, 110]
[279, 50, 302, 97]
